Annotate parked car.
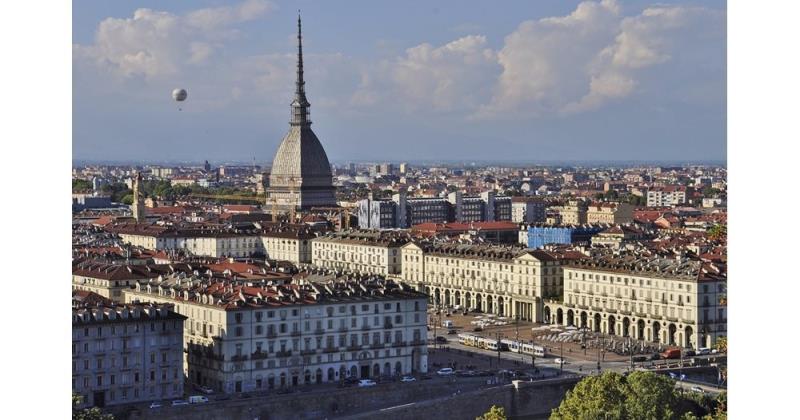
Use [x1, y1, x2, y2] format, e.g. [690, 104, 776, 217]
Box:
[194, 384, 214, 395]
[171, 400, 189, 406]
[684, 350, 696, 357]
[401, 376, 416, 382]
[148, 402, 162, 409]
[554, 358, 567, 365]
[632, 355, 648, 363]
[188, 395, 209, 404]
[690, 386, 705, 394]
[358, 379, 377, 387]
[437, 368, 455, 376]
[649, 353, 661, 361]
[660, 348, 682, 360]
[447, 329, 458, 335]
[473, 326, 483, 332]
[435, 336, 448, 343]
[697, 348, 711, 356]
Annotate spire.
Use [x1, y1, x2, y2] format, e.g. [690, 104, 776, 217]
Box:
[291, 11, 311, 126]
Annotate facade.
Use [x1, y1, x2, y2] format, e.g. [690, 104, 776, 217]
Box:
[72, 297, 186, 408]
[124, 275, 428, 394]
[511, 197, 546, 224]
[73, 260, 159, 300]
[647, 187, 688, 207]
[560, 200, 588, 225]
[401, 242, 570, 322]
[521, 225, 606, 249]
[107, 223, 316, 263]
[543, 253, 726, 350]
[357, 191, 511, 229]
[586, 202, 634, 225]
[411, 221, 520, 244]
[266, 16, 337, 211]
[311, 230, 411, 275]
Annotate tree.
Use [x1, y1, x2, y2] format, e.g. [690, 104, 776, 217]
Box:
[714, 336, 727, 353]
[551, 371, 685, 420]
[72, 393, 114, 420]
[477, 405, 507, 420]
[550, 372, 629, 419]
[707, 224, 726, 241]
[121, 194, 133, 205]
[72, 179, 93, 192]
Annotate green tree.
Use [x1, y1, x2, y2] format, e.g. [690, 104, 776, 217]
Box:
[477, 405, 507, 420]
[551, 371, 685, 420]
[72, 179, 93, 192]
[121, 194, 134, 205]
[73, 393, 114, 420]
[715, 337, 727, 353]
[708, 224, 726, 241]
[550, 372, 629, 419]
[625, 371, 679, 419]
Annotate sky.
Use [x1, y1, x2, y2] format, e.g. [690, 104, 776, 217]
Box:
[73, 0, 727, 165]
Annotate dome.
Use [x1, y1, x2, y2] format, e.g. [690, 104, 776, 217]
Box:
[269, 126, 333, 188]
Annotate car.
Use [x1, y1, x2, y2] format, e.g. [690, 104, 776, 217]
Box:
[188, 395, 209, 404]
[148, 402, 162, 409]
[435, 336, 448, 343]
[697, 348, 711, 356]
[684, 350, 696, 357]
[358, 379, 377, 387]
[447, 329, 457, 335]
[473, 326, 483, 332]
[194, 385, 214, 395]
[554, 358, 567, 365]
[632, 355, 648, 363]
[437, 368, 455, 376]
[171, 400, 189, 406]
[649, 353, 661, 361]
[400, 375, 416, 382]
[690, 386, 705, 394]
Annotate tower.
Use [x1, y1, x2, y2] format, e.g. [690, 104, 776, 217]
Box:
[265, 13, 337, 212]
[131, 171, 145, 222]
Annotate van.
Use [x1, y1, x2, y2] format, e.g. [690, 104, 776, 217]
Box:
[660, 348, 682, 360]
[188, 395, 209, 404]
[442, 320, 454, 328]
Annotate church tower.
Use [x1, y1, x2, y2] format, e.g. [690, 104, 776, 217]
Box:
[131, 171, 145, 222]
[266, 13, 337, 212]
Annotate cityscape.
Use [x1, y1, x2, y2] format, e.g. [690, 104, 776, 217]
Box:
[70, 2, 728, 420]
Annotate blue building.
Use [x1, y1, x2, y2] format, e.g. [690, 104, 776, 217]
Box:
[525, 225, 604, 249]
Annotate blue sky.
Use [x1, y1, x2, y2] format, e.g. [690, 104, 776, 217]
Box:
[73, 0, 726, 164]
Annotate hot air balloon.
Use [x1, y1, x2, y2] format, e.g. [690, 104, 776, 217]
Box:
[172, 88, 187, 110]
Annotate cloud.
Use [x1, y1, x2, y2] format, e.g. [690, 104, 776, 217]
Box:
[354, 35, 500, 113]
[74, 0, 274, 80]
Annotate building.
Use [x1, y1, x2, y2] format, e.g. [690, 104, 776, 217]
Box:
[586, 202, 633, 225]
[131, 172, 145, 222]
[543, 252, 726, 350]
[265, 16, 337, 211]
[73, 194, 113, 212]
[124, 274, 428, 393]
[107, 222, 316, 264]
[311, 230, 411, 275]
[521, 225, 606, 249]
[72, 260, 160, 300]
[647, 186, 689, 207]
[72, 295, 186, 408]
[560, 200, 588, 225]
[401, 242, 570, 322]
[511, 197, 546, 223]
[357, 191, 511, 229]
[411, 221, 520, 244]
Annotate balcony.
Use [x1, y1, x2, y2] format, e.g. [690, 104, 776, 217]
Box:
[619, 310, 632, 316]
[276, 350, 292, 358]
[323, 347, 338, 354]
[290, 331, 301, 337]
[251, 351, 269, 360]
[392, 341, 407, 348]
[409, 339, 426, 346]
[337, 327, 349, 333]
[231, 354, 248, 362]
[682, 319, 696, 325]
[313, 328, 325, 335]
[577, 305, 589, 310]
[635, 312, 647, 318]
[666, 316, 678, 322]
[370, 343, 385, 349]
[383, 323, 394, 329]
[266, 332, 277, 339]
[300, 350, 316, 356]
[346, 345, 362, 351]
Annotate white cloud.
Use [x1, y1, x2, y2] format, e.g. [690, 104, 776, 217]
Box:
[74, 1, 275, 80]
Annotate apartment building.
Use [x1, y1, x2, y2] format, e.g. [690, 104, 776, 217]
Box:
[124, 274, 428, 394]
[401, 242, 573, 322]
[647, 186, 689, 207]
[511, 197, 546, 224]
[107, 222, 316, 264]
[586, 202, 634, 225]
[72, 295, 186, 409]
[544, 252, 726, 350]
[311, 230, 411, 275]
[560, 200, 588, 225]
[72, 260, 160, 300]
